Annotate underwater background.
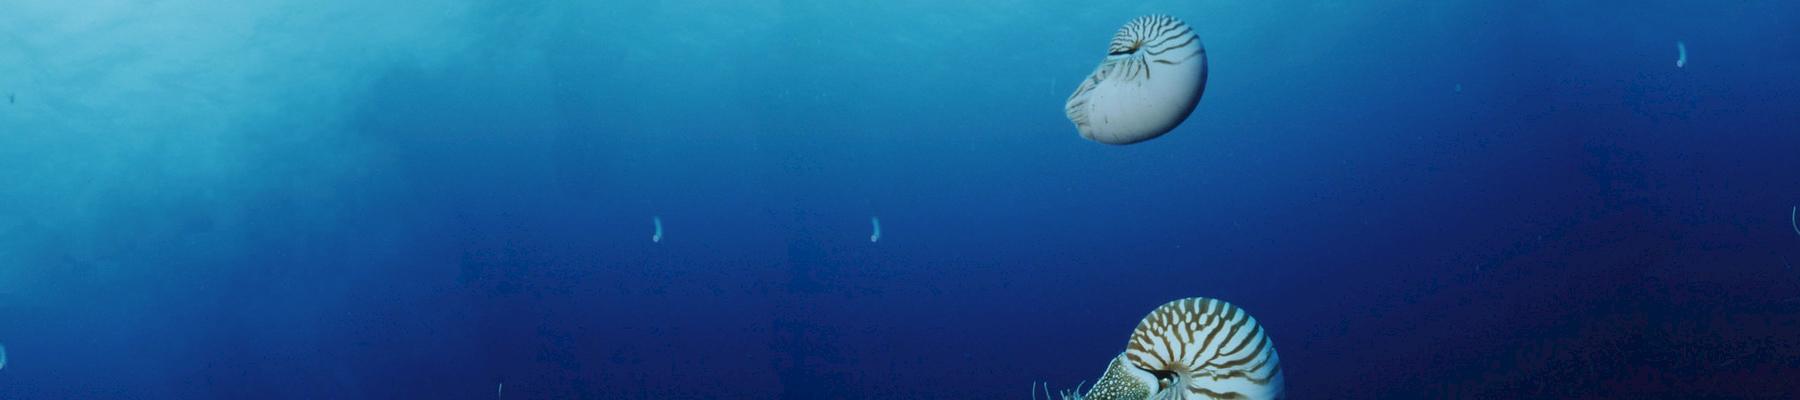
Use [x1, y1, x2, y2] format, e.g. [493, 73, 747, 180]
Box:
[2, 0, 1799, 398]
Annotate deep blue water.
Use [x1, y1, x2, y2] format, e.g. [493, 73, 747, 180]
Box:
[2, 1, 1799, 398]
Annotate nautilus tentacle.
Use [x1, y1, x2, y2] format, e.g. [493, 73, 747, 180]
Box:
[1065, 15, 1208, 145]
[1078, 297, 1285, 400]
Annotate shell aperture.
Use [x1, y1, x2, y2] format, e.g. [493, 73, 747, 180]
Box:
[1065, 15, 1208, 145]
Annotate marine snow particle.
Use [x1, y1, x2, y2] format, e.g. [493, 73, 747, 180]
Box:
[1676, 41, 1687, 68]
[652, 216, 663, 243]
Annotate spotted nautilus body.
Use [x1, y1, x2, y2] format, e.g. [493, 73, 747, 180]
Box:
[1065, 15, 1208, 145]
[1073, 298, 1284, 400]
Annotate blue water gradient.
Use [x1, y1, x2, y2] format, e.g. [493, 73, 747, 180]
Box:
[1, 0, 1797, 398]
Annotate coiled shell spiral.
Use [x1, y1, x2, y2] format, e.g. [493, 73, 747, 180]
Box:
[1081, 297, 1285, 400]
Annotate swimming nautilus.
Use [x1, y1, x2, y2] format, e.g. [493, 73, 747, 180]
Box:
[1059, 297, 1285, 400]
[1065, 15, 1208, 145]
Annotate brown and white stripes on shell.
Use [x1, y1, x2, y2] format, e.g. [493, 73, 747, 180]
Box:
[1125, 298, 1285, 400]
[1107, 15, 1201, 78]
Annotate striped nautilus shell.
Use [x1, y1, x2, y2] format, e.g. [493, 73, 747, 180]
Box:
[1074, 298, 1285, 400]
[1065, 15, 1208, 145]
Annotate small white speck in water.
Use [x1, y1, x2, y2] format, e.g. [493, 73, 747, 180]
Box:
[652, 216, 663, 243]
[1675, 41, 1687, 68]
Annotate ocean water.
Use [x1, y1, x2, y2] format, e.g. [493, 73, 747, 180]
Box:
[2, 0, 1798, 398]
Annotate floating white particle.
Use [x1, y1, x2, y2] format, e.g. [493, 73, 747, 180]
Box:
[870, 217, 882, 243]
[1675, 41, 1687, 68]
[652, 216, 663, 243]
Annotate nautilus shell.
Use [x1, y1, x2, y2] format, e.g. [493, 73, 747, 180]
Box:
[1077, 298, 1285, 400]
[1065, 15, 1208, 145]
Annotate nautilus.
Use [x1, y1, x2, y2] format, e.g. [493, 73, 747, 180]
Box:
[1065, 15, 1208, 145]
[1063, 298, 1285, 400]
